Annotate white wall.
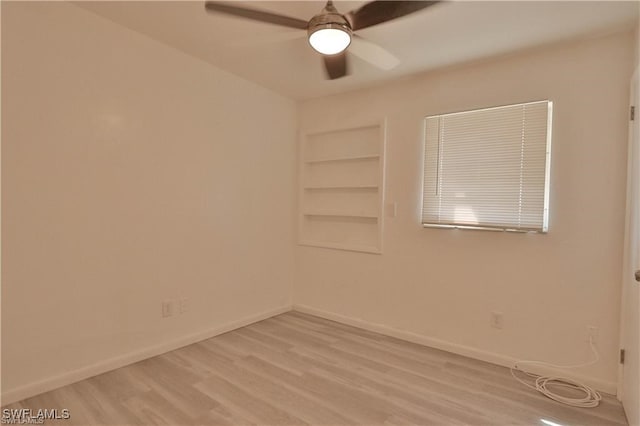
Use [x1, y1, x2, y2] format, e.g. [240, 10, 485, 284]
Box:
[1, 2, 295, 401]
[295, 31, 635, 391]
[2, 0, 635, 404]
[635, 23, 640, 69]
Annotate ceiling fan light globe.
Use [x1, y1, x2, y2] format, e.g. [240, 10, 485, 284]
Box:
[308, 27, 351, 55]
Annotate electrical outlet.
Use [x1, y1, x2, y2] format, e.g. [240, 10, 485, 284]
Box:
[179, 297, 188, 314]
[162, 300, 174, 318]
[587, 326, 599, 344]
[490, 311, 504, 329]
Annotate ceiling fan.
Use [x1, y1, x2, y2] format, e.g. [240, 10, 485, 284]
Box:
[204, 0, 440, 80]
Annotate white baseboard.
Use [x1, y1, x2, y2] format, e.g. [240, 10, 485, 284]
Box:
[293, 304, 617, 395]
[4, 303, 616, 405]
[1, 305, 292, 405]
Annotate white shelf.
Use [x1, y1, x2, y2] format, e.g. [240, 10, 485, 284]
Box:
[303, 185, 379, 190]
[298, 120, 386, 254]
[299, 240, 381, 254]
[303, 211, 379, 219]
[304, 154, 380, 164]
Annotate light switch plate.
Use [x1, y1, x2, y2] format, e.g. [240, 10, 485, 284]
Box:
[386, 202, 397, 218]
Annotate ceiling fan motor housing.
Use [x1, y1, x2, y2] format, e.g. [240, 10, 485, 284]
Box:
[307, 10, 353, 42]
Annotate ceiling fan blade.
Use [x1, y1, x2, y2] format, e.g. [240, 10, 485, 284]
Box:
[346, 1, 440, 31]
[323, 52, 348, 80]
[205, 2, 308, 30]
[349, 35, 399, 70]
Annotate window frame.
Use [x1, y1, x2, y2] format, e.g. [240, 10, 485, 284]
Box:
[420, 100, 553, 233]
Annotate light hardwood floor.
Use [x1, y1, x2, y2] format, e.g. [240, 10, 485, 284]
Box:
[3, 311, 628, 425]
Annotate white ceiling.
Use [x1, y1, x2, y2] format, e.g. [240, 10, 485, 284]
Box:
[76, 1, 638, 100]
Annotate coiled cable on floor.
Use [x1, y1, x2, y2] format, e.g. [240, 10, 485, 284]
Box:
[510, 337, 602, 408]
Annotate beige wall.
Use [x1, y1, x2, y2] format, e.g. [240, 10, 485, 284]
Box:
[1, 0, 636, 403]
[635, 23, 640, 70]
[1, 2, 295, 399]
[296, 31, 635, 390]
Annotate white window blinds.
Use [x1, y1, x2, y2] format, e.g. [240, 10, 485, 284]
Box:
[422, 100, 552, 232]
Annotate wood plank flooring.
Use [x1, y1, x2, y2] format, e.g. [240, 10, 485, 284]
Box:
[3, 311, 628, 425]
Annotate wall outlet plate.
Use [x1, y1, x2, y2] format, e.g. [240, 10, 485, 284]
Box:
[162, 300, 174, 318]
[179, 297, 188, 314]
[490, 311, 504, 329]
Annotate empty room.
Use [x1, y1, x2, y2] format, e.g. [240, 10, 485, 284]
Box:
[2, 0, 640, 425]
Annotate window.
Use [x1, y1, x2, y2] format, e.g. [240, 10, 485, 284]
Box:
[422, 100, 552, 232]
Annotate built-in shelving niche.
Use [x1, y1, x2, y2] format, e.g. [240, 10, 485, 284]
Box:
[298, 121, 386, 254]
